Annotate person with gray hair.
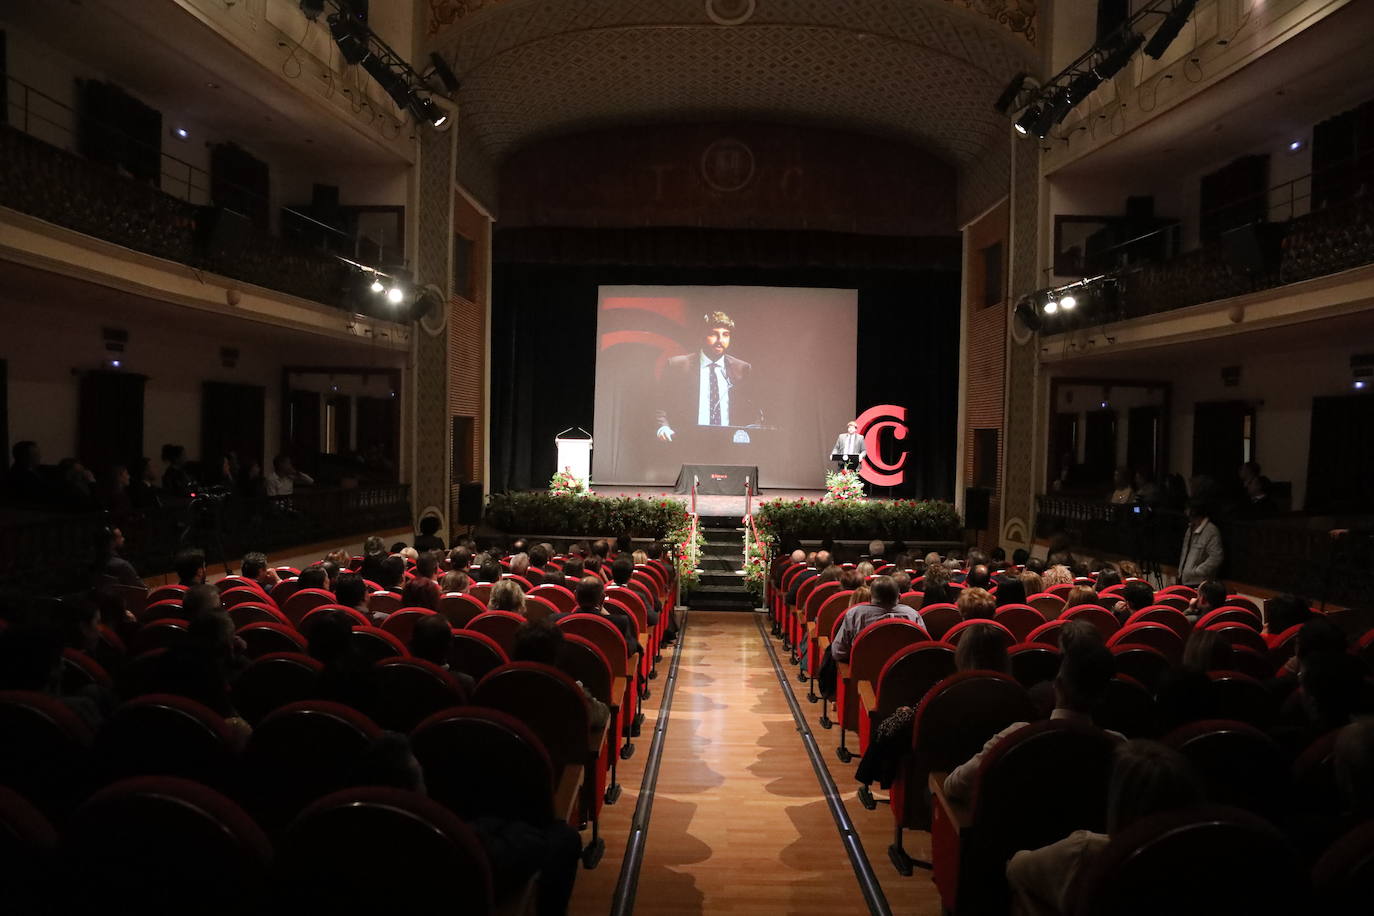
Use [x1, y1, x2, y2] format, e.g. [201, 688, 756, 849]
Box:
[829, 575, 922, 663]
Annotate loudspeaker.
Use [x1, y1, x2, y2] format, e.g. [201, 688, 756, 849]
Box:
[457, 482, 484, 525]
[196, 206, 251, 259]
[1220, 222, 1282, 274]
[964, 487, 992, 531]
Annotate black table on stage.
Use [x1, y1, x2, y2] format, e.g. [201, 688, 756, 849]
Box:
[674, 464, 760, 496]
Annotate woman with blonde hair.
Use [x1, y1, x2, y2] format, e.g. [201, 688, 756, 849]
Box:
[1062, 585, 1100, 610]
[855, 561, 876, 580]
[488, 578, 527, 615]
[1019, 570, 1045, 596]
[847, 586, 872, 607]
[1042, 565, 1074, 587]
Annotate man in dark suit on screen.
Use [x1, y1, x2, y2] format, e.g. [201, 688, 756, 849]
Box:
[654, 310, 761, 442]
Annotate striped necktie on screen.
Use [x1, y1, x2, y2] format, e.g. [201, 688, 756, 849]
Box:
[708, 360, 722, 425]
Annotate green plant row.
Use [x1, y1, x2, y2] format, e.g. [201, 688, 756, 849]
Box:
[485, 491, 700, 589]
[753, 497, 962, 547]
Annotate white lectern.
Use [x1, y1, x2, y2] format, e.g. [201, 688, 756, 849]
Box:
[555, 427, 593, 488]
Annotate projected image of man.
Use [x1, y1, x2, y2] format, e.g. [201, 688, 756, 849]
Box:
[654, 311, 760, 442]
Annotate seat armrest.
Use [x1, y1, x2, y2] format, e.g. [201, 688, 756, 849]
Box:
[857, 680, 877, 713]
[929, 771, 973, 830]
[555, 765, 584, 822]
[837, 661, 852, 680]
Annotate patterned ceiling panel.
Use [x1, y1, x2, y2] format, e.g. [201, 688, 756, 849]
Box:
[427, 0, 1038, 46]
[428, 0, 1038, 170]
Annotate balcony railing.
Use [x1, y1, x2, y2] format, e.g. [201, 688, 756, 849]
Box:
[1036, 494, 1374, 609]
[1052, 152, 1374, 324]
[0, 75, 371, 310]
[0, 485, 412, 597]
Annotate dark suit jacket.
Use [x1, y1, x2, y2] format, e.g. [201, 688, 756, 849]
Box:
[654, 352, 757, 433]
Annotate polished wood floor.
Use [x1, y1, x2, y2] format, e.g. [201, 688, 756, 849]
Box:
[570, 611, 942, 915]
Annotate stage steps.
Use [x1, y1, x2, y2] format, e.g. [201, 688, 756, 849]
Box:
[687, 518, 757, 612]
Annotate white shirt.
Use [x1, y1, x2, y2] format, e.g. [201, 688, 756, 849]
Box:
[698, 351, 730, 426]
[265, 468, 313, 497]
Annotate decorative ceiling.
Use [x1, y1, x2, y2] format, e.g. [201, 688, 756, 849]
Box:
[426, 0, 1040, 176]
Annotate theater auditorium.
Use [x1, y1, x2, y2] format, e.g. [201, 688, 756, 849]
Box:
[2, 0, 1374, 913]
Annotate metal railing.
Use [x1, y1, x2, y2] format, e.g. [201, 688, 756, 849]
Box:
[1035, 494, 1374, 608]
[0, 484, 411, 597]
[0, 74, 395, 307]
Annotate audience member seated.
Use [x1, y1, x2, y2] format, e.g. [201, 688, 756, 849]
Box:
[1187, 580, 1229, 623]
[830, 577, 921, 665]
[1110, 580, 1155, 623]
[476, 556, 503, 584]
[334, 572, 370, 618]
[1263, 594, 1314, 645]
[440, 570, 470, 594]
[995, 578, 1027, 608]
[945, 640, 1120, 802]
[98, 526, 144, 588]
[1042, 565, 1073, 588]
[559, 576, 639, 657]
[958, 587, 997, 621]
[307, 609, 379, 714]
[1155, 629, 1231, 733]
[965, 564, 992, 590]
[509, 552, 531, 580]
[528, 544, 551, 575]
[610, 556, 659, 627]
[1094, 565, 1124, 591]
[296, 566, 329, 591]
[0, 621, 107, 729]
[140, 611, 250, 743]
[182, 584, 222, 620]
[409, 615, 475, 693]
[240, 552, 278, 591]
[489, 579, 527, 616]
[1005, 740, 1205, 916]
[400, 576, 440, 612]
[359, 536, 388, 583]
[264, 454, 313, 498]
[413, 515, 446, 552]
[174, 548, 207, 587]
[511, 620, 609, 732]
[1019, 570, 1045, 597]
[447, 545, 473, 574]
[956, 622, 1012, 672]
[378, 555, 406, 592]
[161, 444, 193, 499]
[1063, 585, 1098, 611]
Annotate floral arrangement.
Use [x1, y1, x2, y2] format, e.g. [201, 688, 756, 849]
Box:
[824, 468, 867, 502]
[742, 532, 769, 598]
[548, 467, 590, 497]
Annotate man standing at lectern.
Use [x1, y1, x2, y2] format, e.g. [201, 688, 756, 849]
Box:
[654, 311, 758, 442]
[830, 421, 866, 469]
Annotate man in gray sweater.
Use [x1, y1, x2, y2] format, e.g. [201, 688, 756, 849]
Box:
[1177, 499, 1224, 586]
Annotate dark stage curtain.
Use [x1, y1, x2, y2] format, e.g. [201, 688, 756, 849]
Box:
[491, 249, 960, 501]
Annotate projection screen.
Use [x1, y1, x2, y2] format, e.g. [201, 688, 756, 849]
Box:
[592, 285, 858, 489]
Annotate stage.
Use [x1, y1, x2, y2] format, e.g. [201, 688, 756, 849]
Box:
[589, 485, 826, 520]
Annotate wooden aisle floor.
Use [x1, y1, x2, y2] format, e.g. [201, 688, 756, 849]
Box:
[570, 611, 943, 915]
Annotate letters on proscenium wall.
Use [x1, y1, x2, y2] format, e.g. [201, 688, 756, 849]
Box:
[498, 123, 958, 238]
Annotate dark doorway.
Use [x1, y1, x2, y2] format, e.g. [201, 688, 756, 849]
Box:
[79, 371, 146, 475]
[201, 382, 265, 474]
[1082, 410, 1118, 486]
[1048, 412, 1078, 490]
[1192, 401, 1255, 494]
[1126, 405, 1163, 477]
[357, 395, 400, 478]
[284, 389, 321, 475]
[1305, 394, 1374, 513]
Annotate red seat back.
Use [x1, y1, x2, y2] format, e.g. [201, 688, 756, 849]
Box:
[849, 619, 928, 682]
[1127, 606, 1192, 640]
[556, 614, 629, 670]
[1096, 674, 1158, 738]
[372, 658, 468, 732]
[411, 707, 555, 825]
[1007, 643, 1061, 689]
[1061, 604, 1121, 638]
[1207, 621, 1269, 656]
[274, 786, 493, 913]
[1164, 719, 1290, 818]
[92, 693, 236, 788]
[228, 602, 290, 629]
[993, 604, 1046, 641]
[1198, 606, 1263, 631]
[221, 587, 270, 610]
[237, 622, 308, 659]
[381, 607, 439, 646]
[1111, 644, 1171, 691]
[472, 662, 591, 772]
[282, 588, 337, 627]
[367, 590, 402, 617]
[529, 584, 576, 614]
[1108, 622, 1184, 664]
[230, 653, 323, 725]
[874, 642, 957, 719]
[437, 592, 487, 628]
[349, 626, 409, 663]
[1027, 593, 1066, 619]
[449, 630, 510, 682]
[943, 618, 1015, 647]
[918, 603, 961, 641]
[1026, 619, 1065, 647]
[912, 671, 1034, 772]
[557, 634, 615, 705]
[0, 690, 95, 815]
[465, 610, 526, 656]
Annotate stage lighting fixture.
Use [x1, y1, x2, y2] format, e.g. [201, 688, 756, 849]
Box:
[1014, 106, 1041, 136]
[1060, 294, 1077, 310]
[1144, 0, 1198, 60]
[1044, 298, 1060, 315]
[329, 13, 370, 64]
[408, 91, 449, 128]
[1030, 92, 1067, 134]
[1068, 71, 1102, 105]
[429, 52, 461, 93]
[386, 285, 404, 304]
[362, 57, 412, 109]
[1094, 31, 1144, 81]
[1014, 298, 1043, 333]
[299, 0, 325, 20]
[1353, 354, 1374, 391]
[370, 276, 384, 293]
[994, 72, 1030, 114]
